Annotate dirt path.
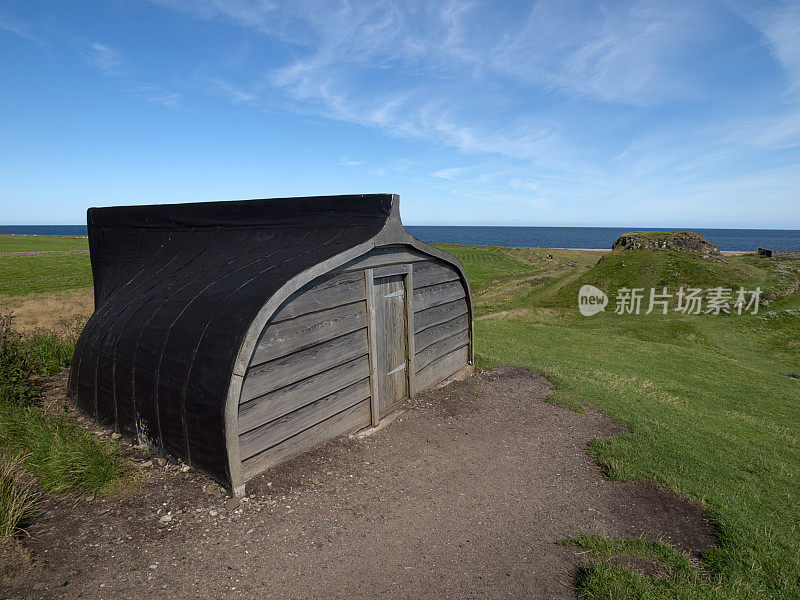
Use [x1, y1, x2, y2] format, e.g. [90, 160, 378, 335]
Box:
[3, 366, 716, 599]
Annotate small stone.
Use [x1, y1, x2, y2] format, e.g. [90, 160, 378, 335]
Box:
[149, 564, 158, 570]
[156, 457, 167, 467]
[209, 510, 218, 517]
[180, 464, 191, 472]
[141, 460, 153, 468]
[111, 433, 122, 440]
[86, 495, 95, 502]
[159, 515, 173, 524]
[240, 496, 250, 502]
[225, 497, 240, 511]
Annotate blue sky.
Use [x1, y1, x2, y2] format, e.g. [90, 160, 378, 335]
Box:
[1, 1, 799, 228]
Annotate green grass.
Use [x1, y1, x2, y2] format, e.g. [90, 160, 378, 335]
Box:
[449, 244, 800, 599]
[562, 535, 700, 578]
[0, 254, 92, 295]
[2, 235, 799, 597]
[0, 235, 127, 531]
[0, 315, 77, 404]
[0, 405, 128, 496]
[0, 235, 88, 253]
[0, 454, 37, 539]
[0, 314, 128, 511]
[435, 244, 599, 317]
[618, 230, 700, 240]
[433, 244, 540, 292]
[532, 250, 789, 310]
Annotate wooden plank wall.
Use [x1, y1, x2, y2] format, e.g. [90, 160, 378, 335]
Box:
[238, 246, 470, 481]
[239, 269, 371, 479]
[411, 260, 470, 392]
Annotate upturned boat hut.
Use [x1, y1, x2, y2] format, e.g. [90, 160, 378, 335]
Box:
[69, 194, 473, 494]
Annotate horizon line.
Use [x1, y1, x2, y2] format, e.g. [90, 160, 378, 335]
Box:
[1, 223, 799, 232]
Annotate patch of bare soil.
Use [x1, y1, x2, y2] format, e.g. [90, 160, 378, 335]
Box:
[0, 289, 93, 332]
[2, 366, 716, 599]
[0, 541, 31, 581]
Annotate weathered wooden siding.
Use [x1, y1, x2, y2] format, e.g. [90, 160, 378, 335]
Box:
[411, 259, 470, 392]
[238, 247, 471, 481]
[239, 270, 371, 477]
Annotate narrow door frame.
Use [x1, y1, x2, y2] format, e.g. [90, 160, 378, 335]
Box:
[365, 264, 415, 427]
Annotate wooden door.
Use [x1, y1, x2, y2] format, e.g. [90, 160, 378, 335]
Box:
[371, 273, 409, 420]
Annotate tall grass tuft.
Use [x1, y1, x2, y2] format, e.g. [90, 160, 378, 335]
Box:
[0, 454, 38, 540]
[0, 406, 128, 495]
[24, 326, 78, 374]
[0, 315, 37, 405]
[0, 313, 78, 405]
[0, 312, 128, 498]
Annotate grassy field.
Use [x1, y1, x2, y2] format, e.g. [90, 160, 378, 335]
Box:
[0, 240, 121, 541]
[0, 254, 92, 296]
[1, 236, 799, 598]
[0, 235, 94, 328]
[0, 309, 127, 540]
[441, 243, 800, 599]
[0, 235, 88, 253]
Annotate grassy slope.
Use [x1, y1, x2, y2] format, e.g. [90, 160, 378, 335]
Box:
[441, 244, 800, 599]
[551, 250, 794, 308]
[434, 244, 542, 292]
[0, 235, 88, 253]
[436, 245, 599, 317]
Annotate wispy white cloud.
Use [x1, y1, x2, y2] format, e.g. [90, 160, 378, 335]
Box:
[483, 1, 718, 105]
[150, 0, 284, 34]
[432, 167, 465, 180]
[0, 14, 44, 48]
[340, 159, 366, 167]
[196, 75, 259, 104]
[80, 42, 125, 75]
[147, 0, 800, 226]
[726, 0, 800, 90]
[151, 0, 727, 176]
[78, 41, 183, 109]
[128, 84, 182, 109]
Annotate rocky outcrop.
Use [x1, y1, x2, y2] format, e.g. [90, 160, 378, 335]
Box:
[612, 231, 720, 256]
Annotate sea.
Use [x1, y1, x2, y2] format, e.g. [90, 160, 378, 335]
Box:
[1, 225, 799, 252]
